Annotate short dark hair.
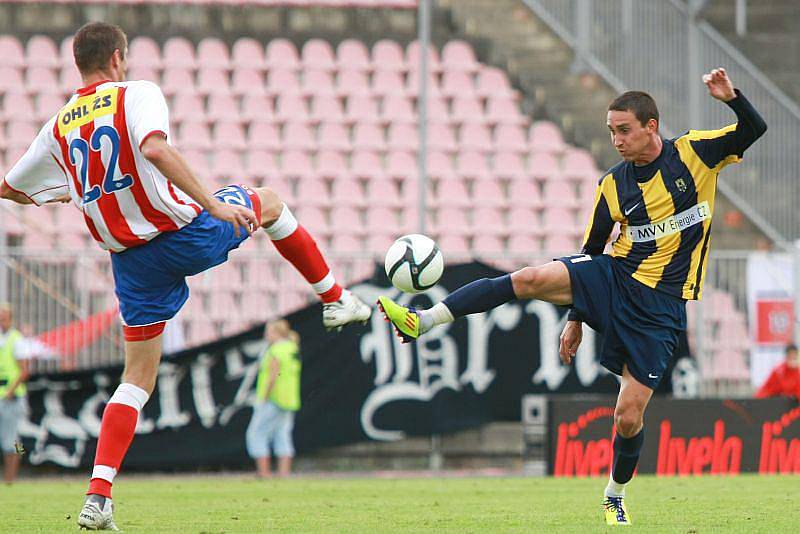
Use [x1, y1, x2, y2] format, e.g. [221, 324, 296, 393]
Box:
[608, 91, 659, 127]
[73, 22, 127, 75]
[787, 344, 798, 354]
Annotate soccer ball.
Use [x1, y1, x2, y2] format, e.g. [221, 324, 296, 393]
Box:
[384, 234, 444, 294]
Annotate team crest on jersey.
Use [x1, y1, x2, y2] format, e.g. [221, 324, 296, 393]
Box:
[675, 178, 687, 192]
[57, 88, 119, 136]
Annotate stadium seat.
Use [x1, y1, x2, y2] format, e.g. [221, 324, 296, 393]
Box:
[387, 123, 418, 152]
[302, 39, 337, 71]
[336, 39, 370, 72]
[366, 179, 401, 208]
[543, 181, 579, 208]
[232, 37, 265, 69]
[176, 121, 212, 150]
[275, 94, 309, 123]
[160, 68, 196, 96]
[337, 69, 371, 97]
[163, 37, 197, 70]
[425, 95, 451, 124]
[35, 93, 66, 122]
[267, 68, 301, 96]
[331, 178, 365, 207]
[318, 121, 353, 152]
[330, 206, 363, 231]
[282, 122, 315, 151]
[245, 150, 281, 184]
[196, 67, 231, 96]
[493, 152, 527, 181]
[282, 150, 315, 180]
[459, 124, 492, 152]
[231, 68, 266, 96]
[214, 123, 247, 151]
[310, 94, 344, 122]
[366, 207, 398, 230]
[472, 235, 505, 253]
[427, 124, 457, 153]
[303, 69, 337, 97]
[266, 39, 300, 70]
[25, 67, 60, 95]
[562, 148, 598, 181]
[316, 150, 348, 180]
[442, 40, 479, 72]
[371, 39, 405, 71]
[0, 66, 24, 93]
[128, 36, 162, 69]
[294, 205, 329, 234]
[451, 95, 485, 124]
[472, 206, 507, 236]
[25, 35, 59, 69]
[435, 181, 469, 208]
[247, 121, 282, 151]
[60, 65, 83, 92]
[406, 40, 442, 73]
[442, 71, 475, 99]
[426, 151, 455, 181]
[528, 152, 560, 181]
[2, 94, 35, 119]
[486, 96, 527, 126]
[0, 36, 24, 68]
[456, 151, 490, 181]
[211, 149, 246, 185]
[386, 151, 416, 181]
[476, 67, 517, 99]
[382, 95, 415, 124]
[508, 180, 542, 209]
[207, 94, 241, 124]
[493, 124, 528, 153]
[351, 150, 385, 181]
[197, 38, 231, 71]
[530, 121, 567, 154]
[241, 94, 275, 122]
[438, 235, 470, 255]
[5, 121, 37, 149]
[508, 234, 541, 254]
[372, 70, 406, 97]
[345, 94, 379, 124]
[406, 69, 441, 96]
[171, 94, 205, 124]
[472, 180, 507, 208]
[543, 234, 579, 255]
[353, 123, 386, 152]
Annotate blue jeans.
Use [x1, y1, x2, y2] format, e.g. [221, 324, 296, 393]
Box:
[246, 401, 296, 458]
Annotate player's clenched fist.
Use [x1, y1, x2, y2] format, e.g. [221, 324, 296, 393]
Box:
[208, 200, 258, 237]
[702, 67, 736, 102]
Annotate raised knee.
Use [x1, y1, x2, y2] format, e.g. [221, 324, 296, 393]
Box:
[257, 187, 283, 227]
[614, 408, 642, 438]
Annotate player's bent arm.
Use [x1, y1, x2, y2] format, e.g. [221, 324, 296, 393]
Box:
[0, 180, 34, 205]
[141, 134, 217, 210]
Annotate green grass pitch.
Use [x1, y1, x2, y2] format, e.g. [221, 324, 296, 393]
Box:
[2, 474, 797, 532]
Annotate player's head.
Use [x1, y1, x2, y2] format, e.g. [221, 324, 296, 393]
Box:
[73, 22, 128, 83]
[265, 319, 299, 345]
[607, 91, 660, 161]
[0, 302, 12, 332]
[786, 343, 798, 368]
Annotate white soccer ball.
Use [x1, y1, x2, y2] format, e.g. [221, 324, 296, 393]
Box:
[384, 234, 444, 294]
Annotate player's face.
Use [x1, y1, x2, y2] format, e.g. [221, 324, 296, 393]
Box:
[0, 309, 11, 331]
[787, 350, 798, 368]
[607, 110, 655, 162]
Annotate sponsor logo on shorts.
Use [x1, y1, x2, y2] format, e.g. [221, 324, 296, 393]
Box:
[625, 201, 710, 243]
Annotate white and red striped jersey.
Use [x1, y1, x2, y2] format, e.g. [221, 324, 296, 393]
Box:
[4, 79, 201, 252]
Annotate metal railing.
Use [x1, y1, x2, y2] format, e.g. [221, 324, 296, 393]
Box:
[3, 247, 790, 398]
[523, 0, 800, 245]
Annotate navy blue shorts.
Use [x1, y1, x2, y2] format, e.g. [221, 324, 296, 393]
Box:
[111, 184, 260, 327]
[557, 254, 687, 389]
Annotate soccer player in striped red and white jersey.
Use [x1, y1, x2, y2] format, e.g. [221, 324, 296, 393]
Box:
[0, 22, 370, 530]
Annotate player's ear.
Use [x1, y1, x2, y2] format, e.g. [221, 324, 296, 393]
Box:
[646, 118, 658, 133]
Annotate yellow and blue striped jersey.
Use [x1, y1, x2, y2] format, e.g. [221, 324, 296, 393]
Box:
[581, 91, 766, 300]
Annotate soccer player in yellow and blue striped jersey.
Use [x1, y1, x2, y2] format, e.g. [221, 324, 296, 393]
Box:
[378, 67, 766, 526]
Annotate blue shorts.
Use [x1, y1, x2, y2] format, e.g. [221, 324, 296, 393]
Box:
[557, 254, 687, 389]
[246, 401, 296, 458]
[111, 185, 260, 328]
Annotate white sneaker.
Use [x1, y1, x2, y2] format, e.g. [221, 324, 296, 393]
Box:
[78, 495, 119, 531]
[322, 289, 372, 331]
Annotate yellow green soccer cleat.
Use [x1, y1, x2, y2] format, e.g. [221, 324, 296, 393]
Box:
[376, 296, 420, 343]
[603, 496, 632, 526]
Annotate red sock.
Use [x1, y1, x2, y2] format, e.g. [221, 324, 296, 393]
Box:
[87, 384, 148, 498]
[266, 204, 342, 303]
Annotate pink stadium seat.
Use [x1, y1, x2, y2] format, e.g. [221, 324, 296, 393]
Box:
[295, 178, 329, 208]
[459, 124, 492, 152]
[371, 40, 405, 71]
[428, 124, 457, 153]
[26, 35, 59, 69]
[436, 181, 469, 208]
[25, 67, 60, 95]
[241, 94, 275, 122]
[318, 122, 353, 152]
[275, 95, 309, 123]
[366, 207, 398, 229]
[182, 150, 210, 180]
[282, 122, 315, 151]
[302, 39, 336, 71]
[353, 123, 386, 152]
[176, 121, 212, 150]
[472, 180, 506, 208]
[451, 95, 485, 124]
[171, 94, 205, 124]
[303, 69, 337, 97]
[494, 151, 527, 181]
[59, 36, 73, 63]
[331, 179, 365, 207]
[337, 69, 371, 97]
[381, 95, 415, 124]
[197, 38, 230, 70]
[210, 149, 245, 184]
[508, 180, 542, 209]
[426, 151, 455, 181]
[266, 39, 300, 70]
[473, 235, 504, 252]
[406, 40, 442, 73]
[442, 40, 478, 72]
[337, 39, 370, 71]
[214, 123, 247, 151]
[529, 152, 560, 182]
[351, 151, 384, 181]
[35, 93, 66, 122]
[562, 148, 598, 181]
[367, 179, 401, 208]
[331, 234, 364, 253]
[487, 96, 526, 125]
[0, 67, 23, 93]
[367, 234, 395, 253]
[232, 37, 265, 69]
[456, 151, 490, 181]
[425, 95, 450, 124]
[2, 94, 35, 119]
[197, 68, 231, 96]
[209, 291, 238, 321]
[439, 235, 470, 255]
[126, 65, 158, 85]
[310, 95, 344, 122]
[267, 68, 301, 95]
[386, 151, 416, 181]
[207, 94, 241, 124]
[345, 94, 379, 124]
[330, 205, 364, 232]
[282, 150, 315, 180]
[472, 206, 507, 236]
[232, 68, 266, 96]
[529, 121, 567, 153]
[544, 206, 578, 233]
[247, 121, 282, 151]
[437, 206, 469, 234]
[406, 70, 441, 96]
[544, 234, 579, 255]
[0, 36, 24, 68]
[316, 150, 348, 180]
[160, 68, 195, 96]
[494, 124, 528, 153]
[508, 234, 541, 253]
[477, 67, 516, 99]
[245, 150, 281, 184]
[543, 181, 578, 208]
[373, 70, 407, 97]
[127, 36, 161, 69]
[5, 121, 37, 149]
[442, 71, 475, 98]
[387, 123, 418, 151]
[60, 65, 83, 91]
[163, 37, 197, 70]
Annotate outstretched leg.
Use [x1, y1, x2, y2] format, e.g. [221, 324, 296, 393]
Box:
[255, 187, 370, 329]
[379, 260, 572, 342]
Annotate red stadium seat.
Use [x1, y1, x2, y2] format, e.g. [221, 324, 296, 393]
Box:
[562, 148, 598, 181]
[508, 180, 543, 209]
[426, 151, 455, 181]
[472, 235, 504, 252]
[367, 179, 401, 208]
[494, 152, 527, 181]
[435, 181, 469, 208]
[210, 149, 246, 184]
[406, 70, 441, 96]
[232, 37, 265, 70]
[25, 67, 60, 96]
[282, 150, 315, 180]
[528, 152, 561, 182]
[436, 206, 470, 234]
[171, 94, 205, 124]
[295, 178, 329, 208]
[472, 180, 507, 208]
[176, 121, 212, 151]
[127, 36, 161, 70]
[2, 94, 35, 120]
[428, 124, 457, 153]
[442, 71, 475, 98]
[245, 150, 281, 184]
[486, 96, 526, 126]
[336, 39, 370, 72]
[0, 67, 24, 94]
[508, 234, 541, 253]
[494, 124, 528, 153]
[160, 68, 196, 96]
[386, 151, 416, 181]
[35, 93, 66, 122]
[331, 179, 365, 208]
[5, 121, 37, 149]
[425, 95, 451, 124]
[125, 66, 158, 85]
[331, 234, 364, 254]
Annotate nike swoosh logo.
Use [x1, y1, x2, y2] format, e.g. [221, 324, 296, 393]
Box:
[648, 373, 658, 379]
[624, 202, 641, 216]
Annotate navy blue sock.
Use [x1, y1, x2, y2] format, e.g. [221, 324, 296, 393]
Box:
[442, 275, 516, 319]
[611, 429, 644, 484]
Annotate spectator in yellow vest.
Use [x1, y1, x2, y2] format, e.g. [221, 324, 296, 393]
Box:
[246, 320, 301, 478]
[0, 302, 28, 484]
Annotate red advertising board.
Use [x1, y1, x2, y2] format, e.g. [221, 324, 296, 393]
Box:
[756, 299, 795, 345]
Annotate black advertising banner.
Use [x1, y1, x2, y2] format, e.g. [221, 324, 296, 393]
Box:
[548, 396, 800, 476]
[19, 262, 686, 470]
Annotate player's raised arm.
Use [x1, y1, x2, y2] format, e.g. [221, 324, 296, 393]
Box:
[687, 67, 767, 171]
